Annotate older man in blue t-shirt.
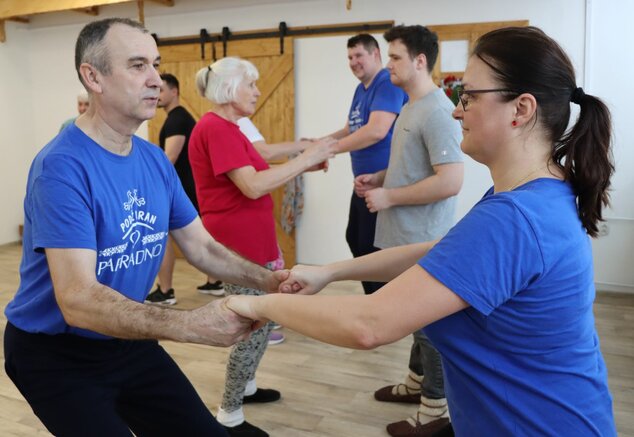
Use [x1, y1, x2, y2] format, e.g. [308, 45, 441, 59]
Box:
[4, 18, 287, 437]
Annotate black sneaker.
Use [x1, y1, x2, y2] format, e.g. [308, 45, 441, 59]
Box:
[243, 388, 281, 404]
[222, 421, 269, 437]
[197, 280, 225, 296]
[144, 285, 177, 305]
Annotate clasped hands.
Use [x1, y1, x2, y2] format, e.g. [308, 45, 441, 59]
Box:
[210, 265, 327, 345]
[354, 173, 391, 212]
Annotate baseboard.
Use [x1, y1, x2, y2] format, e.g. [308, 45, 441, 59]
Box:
[595, 282, 634, 294]
[0, 240, 22, 249]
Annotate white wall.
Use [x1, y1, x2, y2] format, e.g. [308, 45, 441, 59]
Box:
[586, 0, 634, 292]
[0, 0, 630, 289]
[0, 25, 34, 244]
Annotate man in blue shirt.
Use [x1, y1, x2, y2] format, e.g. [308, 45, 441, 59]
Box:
[322, 34, 407, 294]
[4, 18, 286, 437]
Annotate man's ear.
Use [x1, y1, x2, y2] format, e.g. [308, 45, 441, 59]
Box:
[79, 63, 102, 94]
[415, 53, 427, 72]
[514, 93, 538, 127]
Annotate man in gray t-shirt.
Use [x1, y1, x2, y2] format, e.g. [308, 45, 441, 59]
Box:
[374, 88, 462, 247]
[355, 25, 463, 436]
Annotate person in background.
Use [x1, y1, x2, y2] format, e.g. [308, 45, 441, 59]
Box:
[321, 33, 407, 295]
[144, 73, 223, 305]
[4, 18, 289, 437]
[189, 57, 336, 437]
[226, 25, 617, 437]
[59, 89, 90, 132]
[355, 25, 463, 437]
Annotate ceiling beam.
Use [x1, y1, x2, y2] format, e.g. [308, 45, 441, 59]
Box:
[0, 0, 177, 42]
[73, 6, 100, 16]
[0, 0, 129, 21]
[147, 0, 174, 6]
[8, 16, 29, 23]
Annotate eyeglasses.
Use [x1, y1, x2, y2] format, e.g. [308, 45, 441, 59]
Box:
[457, 87, 519, 111]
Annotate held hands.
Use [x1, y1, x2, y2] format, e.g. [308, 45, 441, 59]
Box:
[354, 173, 381, 197]
[278, 264, 330, 295]
[301, 137, 337, 172]
[220, 264, 334, 337]
[306, 160, 330, 173]
[354, 173, 391, 212]
[264, 269, 291, 294]
[224, 295, 265, 328]
[187, 298, 255, 347]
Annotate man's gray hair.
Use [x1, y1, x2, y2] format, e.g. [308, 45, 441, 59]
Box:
[75, 18, 148, 87]
[195, 57, 259, 104]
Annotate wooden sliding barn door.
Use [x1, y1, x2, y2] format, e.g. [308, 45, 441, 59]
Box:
[148, 37, 297, 267]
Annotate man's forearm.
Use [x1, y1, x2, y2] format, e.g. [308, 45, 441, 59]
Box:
[335, 125, 384, 154]
[386, 173, 460, 207]
[171, 220, 276, 293]
[59, 281, 252, 347]
[191, 239, 273, 291]
[325, 126, 349, 141]
[58, 282, 192, 341]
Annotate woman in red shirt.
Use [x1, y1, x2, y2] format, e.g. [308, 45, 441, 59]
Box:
[188, 57, 336, 437]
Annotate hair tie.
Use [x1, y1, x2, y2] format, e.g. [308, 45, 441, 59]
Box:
[204, 65, 213, 88]
[570, 87, 585, 105]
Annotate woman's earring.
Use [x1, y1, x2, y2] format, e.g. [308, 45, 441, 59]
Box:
[512, 120, 517, 127]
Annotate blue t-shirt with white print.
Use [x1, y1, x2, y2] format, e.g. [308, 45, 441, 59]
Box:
[348, 68, 408, 176]
[5, 124, 197, 339]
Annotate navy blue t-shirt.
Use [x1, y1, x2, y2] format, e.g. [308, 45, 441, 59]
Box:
[5, 124, 197, 339]
[348, 69, 407, 176]
[419, 179, 616, 436]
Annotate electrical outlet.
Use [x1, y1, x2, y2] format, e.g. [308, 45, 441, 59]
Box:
[598, 223, 609, 237]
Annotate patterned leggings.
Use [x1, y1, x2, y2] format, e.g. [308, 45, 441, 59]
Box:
[220, 259, 280, 412]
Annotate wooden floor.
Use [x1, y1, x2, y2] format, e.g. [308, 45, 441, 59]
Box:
[0, 242, 632, 436]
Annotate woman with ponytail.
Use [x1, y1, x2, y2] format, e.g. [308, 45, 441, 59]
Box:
[224, 27, 617, 435]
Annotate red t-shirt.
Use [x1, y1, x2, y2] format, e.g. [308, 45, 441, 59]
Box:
[189, 112, 278, 265]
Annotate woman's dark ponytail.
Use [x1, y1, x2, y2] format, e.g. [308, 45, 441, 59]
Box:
[554, 92, 613, 237]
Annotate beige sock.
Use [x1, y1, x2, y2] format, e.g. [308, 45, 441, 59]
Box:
[391, 371, 423, 395]
[407, 395, 449, 426]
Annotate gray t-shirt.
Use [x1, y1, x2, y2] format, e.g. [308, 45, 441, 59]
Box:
[374, 88, 463, 248]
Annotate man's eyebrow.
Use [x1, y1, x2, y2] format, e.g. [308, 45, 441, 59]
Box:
[127, 56, 161, 63]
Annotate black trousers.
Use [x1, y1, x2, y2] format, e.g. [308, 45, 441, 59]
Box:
[4, 322, 227, 437]
[345, 192, 386, 294]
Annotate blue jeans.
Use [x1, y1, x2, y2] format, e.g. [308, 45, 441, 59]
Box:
[409, 329, 445, 399]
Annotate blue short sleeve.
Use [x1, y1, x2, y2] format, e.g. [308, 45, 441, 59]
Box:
[31, 177, 97, 251]
[369, 77, 407, 115]
[419, 194, 544, 315]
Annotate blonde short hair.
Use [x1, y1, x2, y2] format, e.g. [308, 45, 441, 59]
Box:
[195, 57, 259, 104]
